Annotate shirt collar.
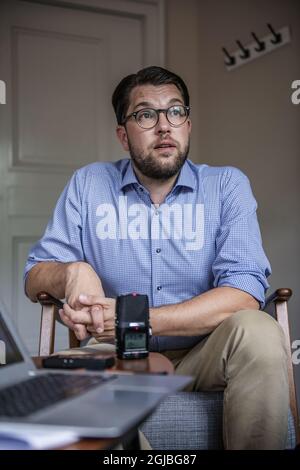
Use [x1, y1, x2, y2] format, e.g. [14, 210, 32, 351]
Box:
[174, 160, 196, 191]
[120, 160, 139, 191]
[120, 159, 196, 192]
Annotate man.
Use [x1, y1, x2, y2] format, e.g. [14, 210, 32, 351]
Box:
[25, 66, 289, 449]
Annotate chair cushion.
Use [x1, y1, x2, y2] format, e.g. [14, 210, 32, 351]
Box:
[140, 392, 296, 449]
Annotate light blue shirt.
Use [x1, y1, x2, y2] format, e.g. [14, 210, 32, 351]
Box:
[24, 159, 271, 351]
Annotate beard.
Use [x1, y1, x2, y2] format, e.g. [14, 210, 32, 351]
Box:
[127, 138, 190, 181]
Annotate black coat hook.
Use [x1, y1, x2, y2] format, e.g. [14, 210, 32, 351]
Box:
[222, 47, 235, 66]
[236, 40, 250, 59]
[251, 32, 265, 52]
[267, 23, 282, 44]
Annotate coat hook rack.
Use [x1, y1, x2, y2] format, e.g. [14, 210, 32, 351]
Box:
[222, 47, 235, 66]
[251, 32, 265, 52]
[222, 24, 291, 71]
[236, 40, 250, 59]
[267, 23, 282, 44]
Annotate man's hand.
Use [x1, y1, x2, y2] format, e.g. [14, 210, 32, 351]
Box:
[63, 262, 105, 339]
[65, 262, 104, 309]
[59, 294, 116, 342]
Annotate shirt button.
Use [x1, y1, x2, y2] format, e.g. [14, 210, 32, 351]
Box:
[156, 248, 161, 253]
[155, 210, 159, 215]
[157, 286, 162, 291]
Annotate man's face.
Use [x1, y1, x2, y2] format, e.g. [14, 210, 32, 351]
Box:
[116, 84, 191, 180]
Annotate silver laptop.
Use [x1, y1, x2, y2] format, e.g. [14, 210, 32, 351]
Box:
[0, 298, 191, 438]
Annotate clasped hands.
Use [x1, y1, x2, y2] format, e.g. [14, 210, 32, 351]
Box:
[59, 294, 116, 342]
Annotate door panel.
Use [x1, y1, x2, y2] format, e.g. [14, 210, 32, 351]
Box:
[0, 0, 165, 353]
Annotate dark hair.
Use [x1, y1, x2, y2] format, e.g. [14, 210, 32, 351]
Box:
[112, 66, 190, 125]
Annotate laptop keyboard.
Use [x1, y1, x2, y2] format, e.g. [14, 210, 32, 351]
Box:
[0, 373, 116, 418]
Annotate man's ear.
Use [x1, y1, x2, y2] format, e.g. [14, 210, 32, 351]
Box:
[116, 125, 129, 151]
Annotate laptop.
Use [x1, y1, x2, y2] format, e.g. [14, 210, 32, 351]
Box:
[0, 298, 191, 438]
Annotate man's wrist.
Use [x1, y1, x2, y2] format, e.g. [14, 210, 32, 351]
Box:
[149, 306, 162, 336]
[66, 261, 92, 280]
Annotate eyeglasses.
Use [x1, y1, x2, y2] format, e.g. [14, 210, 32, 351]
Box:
[123, 105, 190, 129]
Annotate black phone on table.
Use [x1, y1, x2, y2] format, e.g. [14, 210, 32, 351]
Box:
[42, 354, 115, 370]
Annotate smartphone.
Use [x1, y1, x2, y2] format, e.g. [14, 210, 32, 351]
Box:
[42, 354, 115, 370]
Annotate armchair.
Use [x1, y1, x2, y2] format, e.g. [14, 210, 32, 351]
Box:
[37, 288, 299, 449]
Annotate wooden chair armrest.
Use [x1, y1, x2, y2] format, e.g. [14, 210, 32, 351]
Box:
[37, 291, 62, 322]
[265, 288, 293, 307]
[37, 291, 80, 356]
[264, 287, 299, 443]
[37, 291, 63, 306]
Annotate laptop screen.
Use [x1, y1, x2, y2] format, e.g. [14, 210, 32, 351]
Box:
[0, 312, 23, 367]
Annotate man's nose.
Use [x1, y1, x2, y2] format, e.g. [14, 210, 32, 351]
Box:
[155, 110, 171, 133]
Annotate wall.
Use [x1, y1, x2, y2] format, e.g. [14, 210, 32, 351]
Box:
[166, 0, 300, 402]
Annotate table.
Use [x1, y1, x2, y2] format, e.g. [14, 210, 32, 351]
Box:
[32, 352, 174, 450]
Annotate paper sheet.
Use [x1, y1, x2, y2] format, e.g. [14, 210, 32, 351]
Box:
[0, 424, 78, 450]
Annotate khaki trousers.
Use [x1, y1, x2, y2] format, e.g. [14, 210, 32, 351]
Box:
[162, 309, 289, 450]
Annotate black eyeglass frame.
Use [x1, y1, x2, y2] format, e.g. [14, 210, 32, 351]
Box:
[122, 105, 190, 129]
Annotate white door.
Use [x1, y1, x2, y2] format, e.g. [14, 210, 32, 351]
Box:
[0, 0, 165, 353]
